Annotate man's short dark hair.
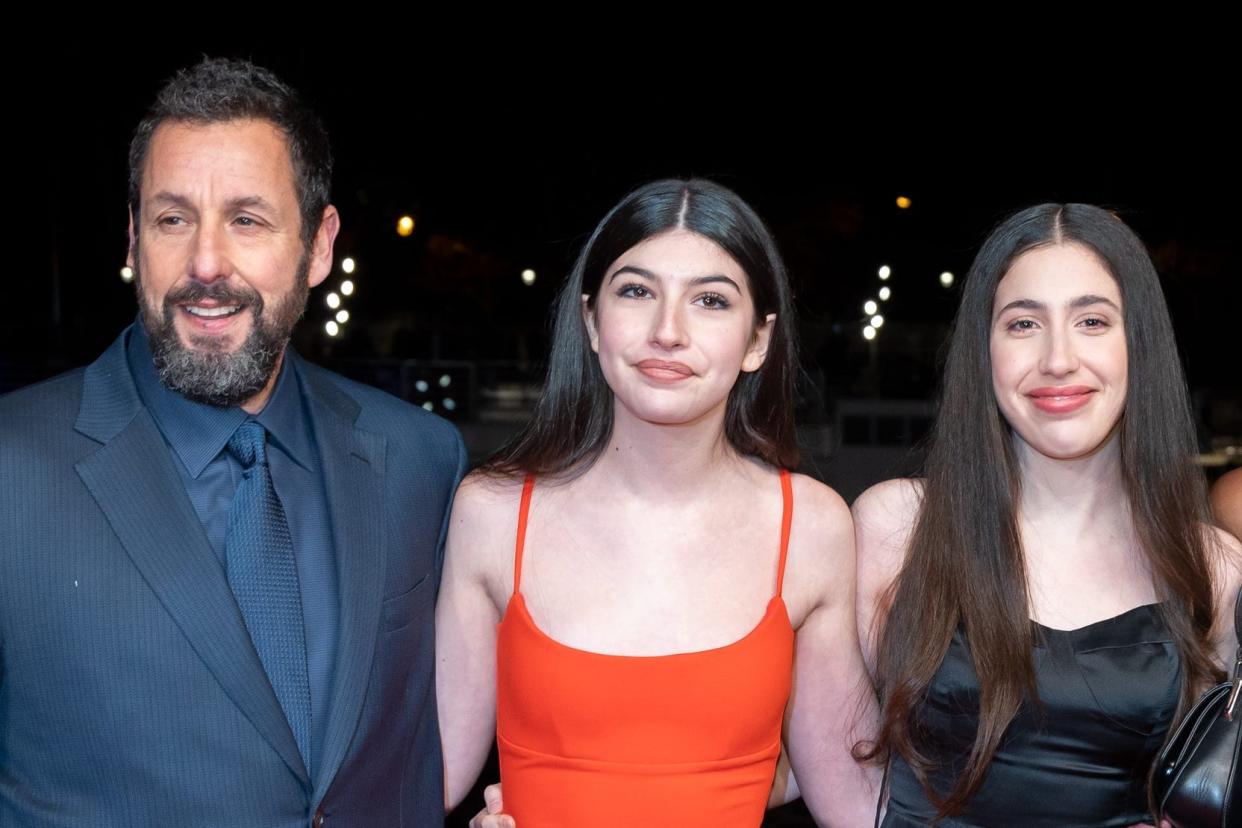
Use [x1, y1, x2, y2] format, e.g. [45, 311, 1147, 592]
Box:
[128, 57, 333, 246]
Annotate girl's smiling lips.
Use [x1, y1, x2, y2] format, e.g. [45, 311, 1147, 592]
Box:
[1027, 385, 1095, 414]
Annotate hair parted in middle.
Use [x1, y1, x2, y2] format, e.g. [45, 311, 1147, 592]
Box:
[487, 178, 800, 477]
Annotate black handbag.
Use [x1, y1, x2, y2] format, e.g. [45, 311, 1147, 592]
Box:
[1153, 588, 1242, 828]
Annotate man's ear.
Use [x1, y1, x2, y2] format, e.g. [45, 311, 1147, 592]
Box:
[306, 206, 341, 289]
[126, 207, 138, 269]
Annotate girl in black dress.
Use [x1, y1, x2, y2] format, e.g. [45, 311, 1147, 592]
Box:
[853, 204, 1242, 827]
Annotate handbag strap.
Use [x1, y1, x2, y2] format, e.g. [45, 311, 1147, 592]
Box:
[1226, 583, 1242, 720]
[1233, 581, 1242, 681]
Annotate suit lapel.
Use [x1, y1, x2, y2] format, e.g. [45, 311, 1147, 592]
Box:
[73, 333, 310, 787]
[297, 361, 388, 802]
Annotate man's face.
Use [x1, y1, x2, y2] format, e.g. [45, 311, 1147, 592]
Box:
[128, 118, 337, 409]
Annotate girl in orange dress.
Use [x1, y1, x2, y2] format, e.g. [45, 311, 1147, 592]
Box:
[436, 179, 880, 827]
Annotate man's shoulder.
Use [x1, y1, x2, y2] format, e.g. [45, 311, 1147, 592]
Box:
[0, 367, 88, 430]
[0, 369, 95, 475]
[299, 361, 464, 452]
[1, 330, 136, 443]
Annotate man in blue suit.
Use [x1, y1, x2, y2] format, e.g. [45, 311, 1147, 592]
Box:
[0, 58, 465, 826]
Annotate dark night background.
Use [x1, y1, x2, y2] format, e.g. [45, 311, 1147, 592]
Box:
[8, 43, 1239, 824]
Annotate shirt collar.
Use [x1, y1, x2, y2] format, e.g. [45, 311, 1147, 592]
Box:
[255, 351, 316, 473]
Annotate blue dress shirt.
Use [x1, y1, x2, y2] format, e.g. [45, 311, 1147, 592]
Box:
[126, 323, 339, 780]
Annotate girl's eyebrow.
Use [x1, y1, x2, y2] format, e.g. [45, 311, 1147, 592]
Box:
[995, 294, 1120, 317]
[608, 266, 741, 293]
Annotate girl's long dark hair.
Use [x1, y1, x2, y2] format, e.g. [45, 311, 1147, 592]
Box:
[486, 178, 799, 476]
[866, 204, 1221, 819]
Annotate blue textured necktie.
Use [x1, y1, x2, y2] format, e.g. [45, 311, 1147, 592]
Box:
[225, 420, 311, 765]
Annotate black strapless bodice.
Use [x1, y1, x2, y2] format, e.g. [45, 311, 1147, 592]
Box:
[883, 604, 1180, 827]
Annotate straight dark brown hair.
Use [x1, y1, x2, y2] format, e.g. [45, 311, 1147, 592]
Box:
[485, 178, 799, 477]
[867, 203, 1221, 819]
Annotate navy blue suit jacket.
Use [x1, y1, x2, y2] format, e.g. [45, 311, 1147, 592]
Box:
[0, 329, 466, 827]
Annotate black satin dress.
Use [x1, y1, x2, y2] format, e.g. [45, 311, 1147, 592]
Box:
[883, 604, 1180, 827]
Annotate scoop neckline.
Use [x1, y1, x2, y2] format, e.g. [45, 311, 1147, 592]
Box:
[503, 592, 792, 660]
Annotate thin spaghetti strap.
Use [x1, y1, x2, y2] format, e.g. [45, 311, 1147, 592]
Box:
[776, 469, 793, 597]
[514, 475, 535, 596]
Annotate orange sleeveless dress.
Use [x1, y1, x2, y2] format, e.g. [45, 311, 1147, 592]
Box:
[495, 470, 796, 828]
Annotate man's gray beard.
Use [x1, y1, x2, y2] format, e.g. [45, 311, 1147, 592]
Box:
[136, 259, 310, 408]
